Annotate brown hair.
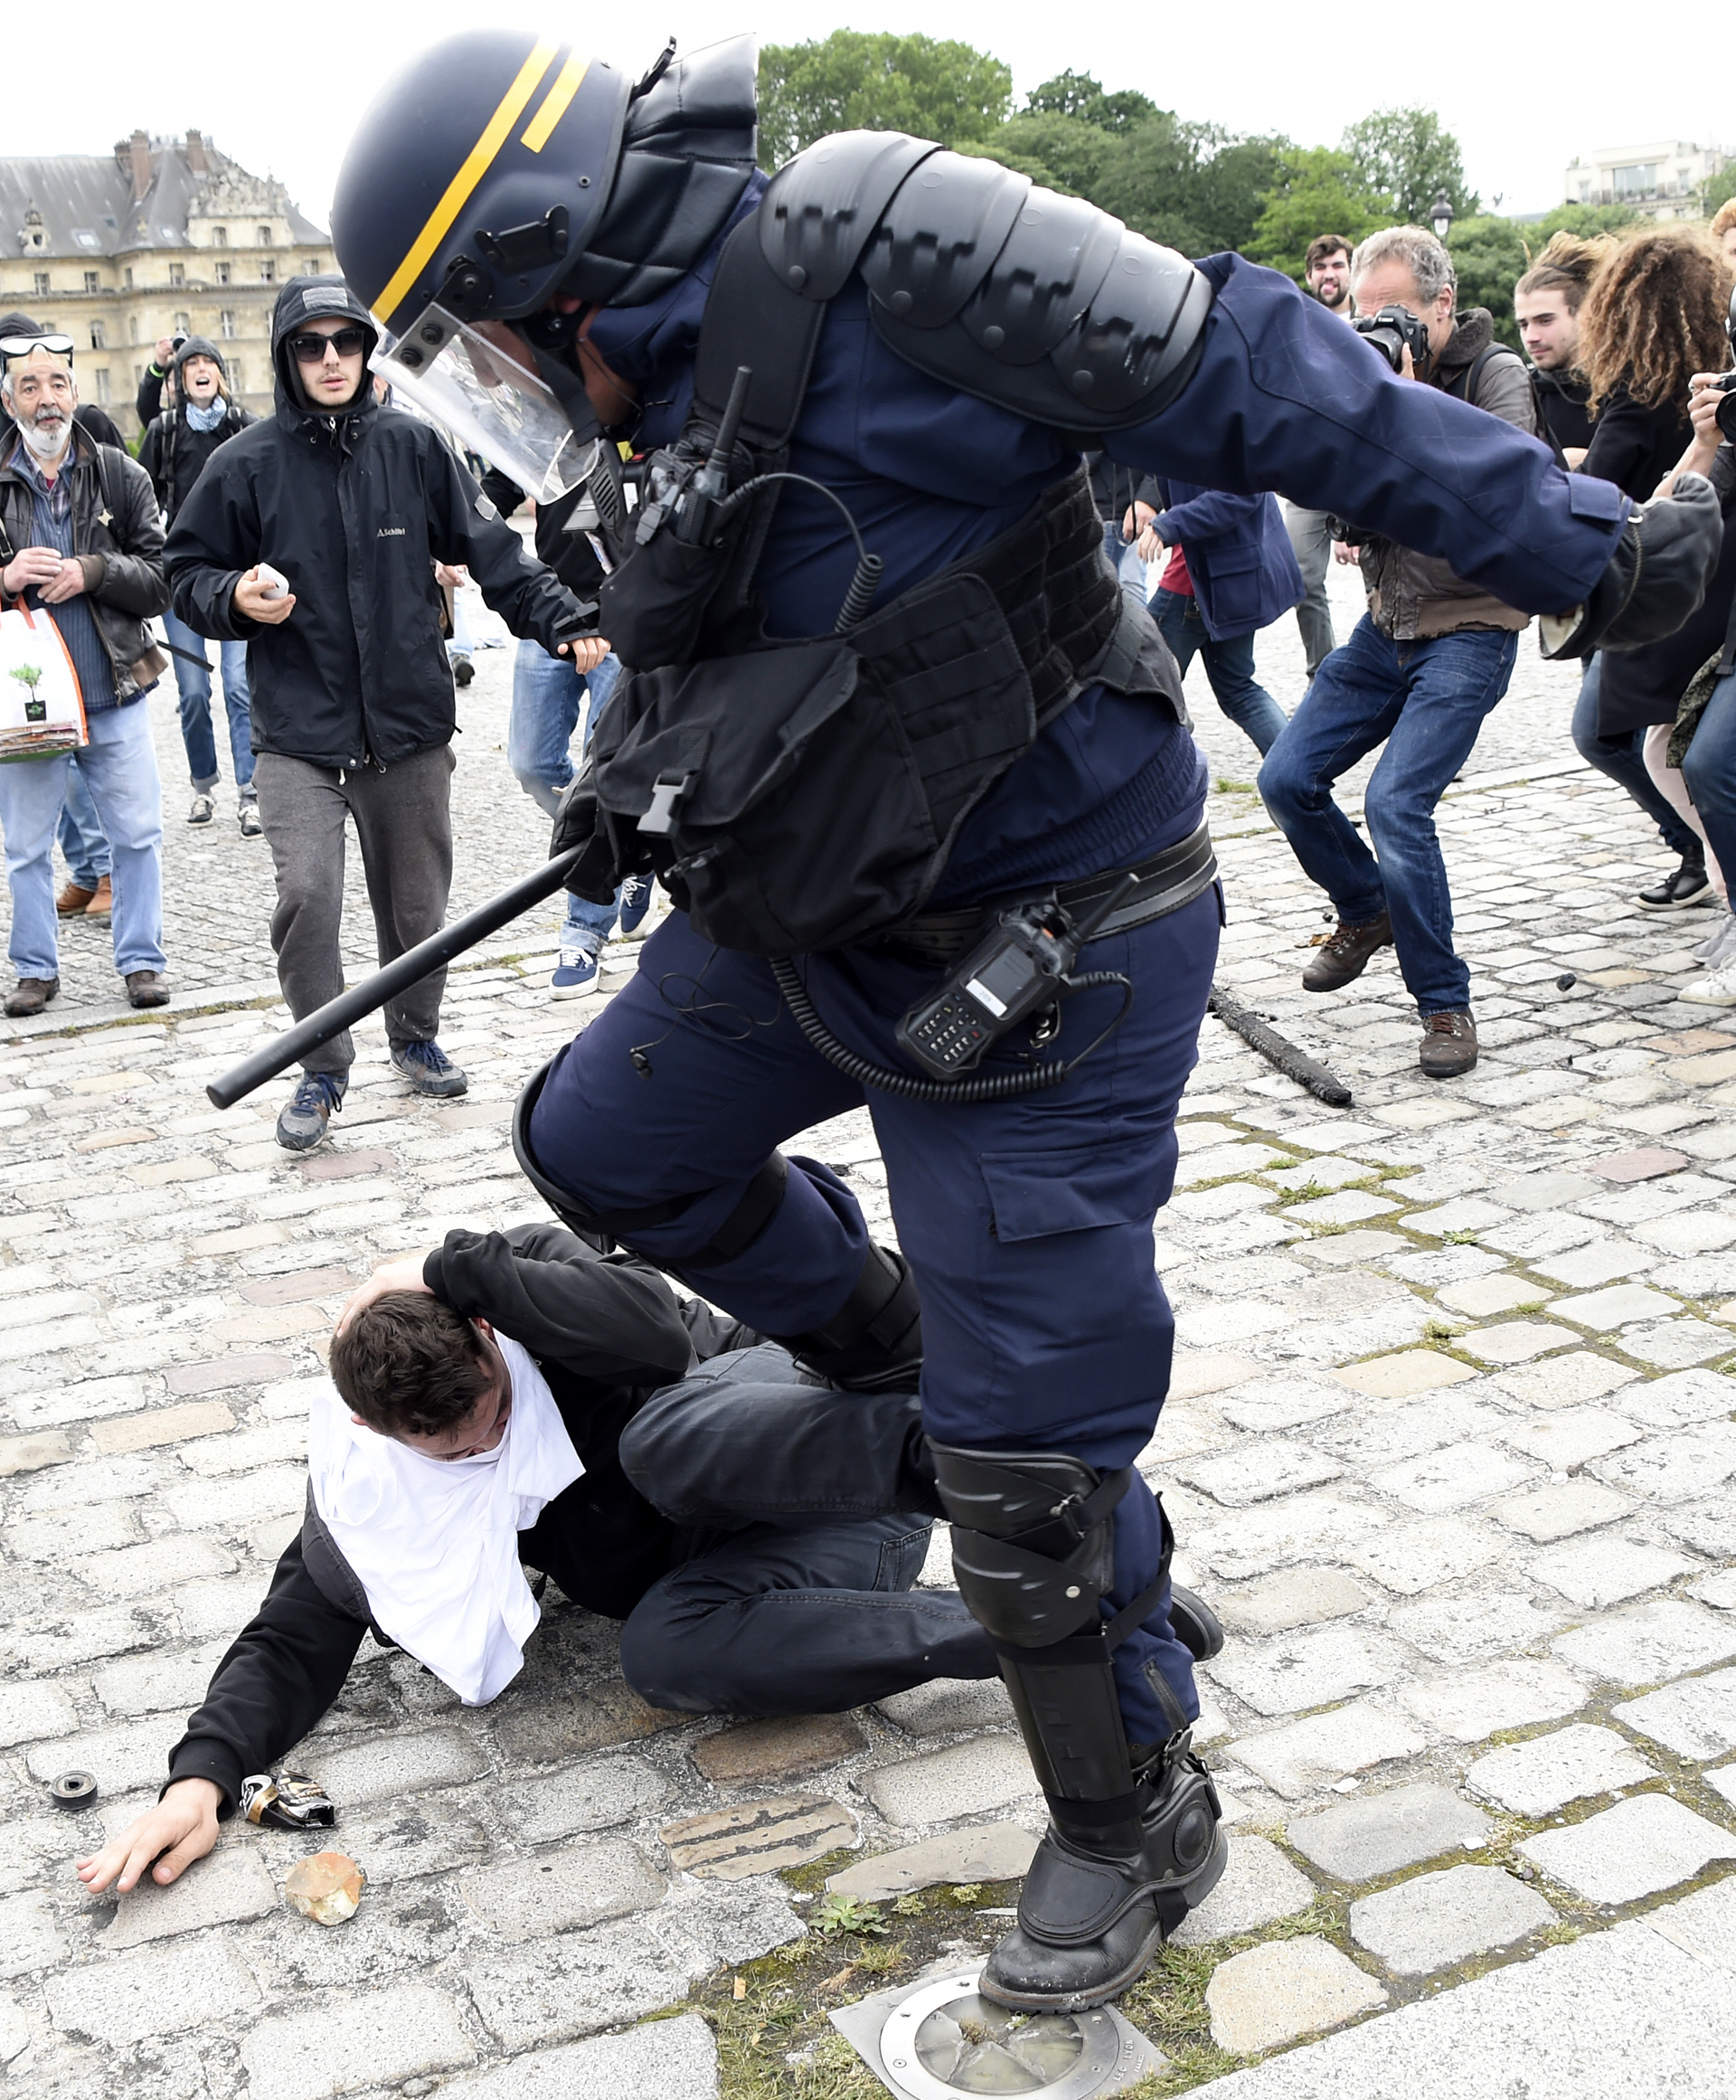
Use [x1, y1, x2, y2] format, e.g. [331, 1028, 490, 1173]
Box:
[328, 1291, 493, 1438]
[1514, 230, 1613, 315]
[1576, 225, 1733, 414]
[1305, 234, 1353, 272]
[1711, 199, 1736, 242]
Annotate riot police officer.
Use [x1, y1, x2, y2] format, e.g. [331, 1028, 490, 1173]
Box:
[329, 33, 1717, 2012]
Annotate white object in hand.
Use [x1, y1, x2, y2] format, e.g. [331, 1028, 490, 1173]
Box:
[256, 563, 288, 601]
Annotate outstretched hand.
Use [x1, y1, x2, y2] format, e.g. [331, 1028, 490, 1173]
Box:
[76, 1777, 222, 1894]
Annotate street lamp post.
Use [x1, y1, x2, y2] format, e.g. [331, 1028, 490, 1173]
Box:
[1430, 188, 1456, 241]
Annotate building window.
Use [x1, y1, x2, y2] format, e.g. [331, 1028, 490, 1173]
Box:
[124, 266, 134, 289]
[129, 315, 140, 345]
[213, 225, 228, 248]
[94, 369, 111, 405]
[83, 270, 99, 295]
[260, 259, 276, 284]
[230, 361, 243, 393]
[220, 309, 237, 339]
[215, 260, 231, 286]
[169, 261, 185, 287]
[90, 321, 106, 349]
[174, 311, 190, 334]
[258, 225, 273, 246]
[1613, 163, 1658, 197]
[33, 271, 48, 297]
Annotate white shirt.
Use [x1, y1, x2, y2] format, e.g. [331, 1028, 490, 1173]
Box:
[307, 1333, 584, 1705]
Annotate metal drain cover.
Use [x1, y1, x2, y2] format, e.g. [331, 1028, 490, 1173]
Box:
[831, 1966, 1166, 2100]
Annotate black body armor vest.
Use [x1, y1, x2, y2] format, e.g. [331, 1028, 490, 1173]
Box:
[580, 134, 1214, 955]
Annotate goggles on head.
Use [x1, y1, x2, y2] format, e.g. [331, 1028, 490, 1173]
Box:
[372, 308, 599, 505]
[0, 332, 76, 368]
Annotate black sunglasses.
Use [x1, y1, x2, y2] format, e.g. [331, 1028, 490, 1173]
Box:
[288, 326, 369, 364]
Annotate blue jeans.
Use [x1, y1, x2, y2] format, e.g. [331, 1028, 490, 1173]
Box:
[530, 891, 1222, 1746]
[165, 607, 254, 795]
[0, 697, 165, 980]
[1152, 587, 1288, 756]
[1259, 615, 1518, 1014]
[1571, 657, 1697, 859]
[58, 765, 110, 888]
[1100, 518, 1153, 611]
[508, 639, 625, 951]
[1681, 668, 1736, 884]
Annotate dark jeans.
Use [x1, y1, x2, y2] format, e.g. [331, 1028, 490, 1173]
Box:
[617, 1345, 994, 1713]
[1681, 669, 1736, 884]
[530, 894, 1222, 1745]
[1259, 614, 1518, 1014]
[1571, 657, 1698, 860]
[252, 744, 455, 1076]
[1152, 588, 1288, 756]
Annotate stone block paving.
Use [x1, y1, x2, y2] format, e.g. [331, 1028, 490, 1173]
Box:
[1, 584, 1735, 2093]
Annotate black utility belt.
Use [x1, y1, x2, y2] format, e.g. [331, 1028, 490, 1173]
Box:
[876, 821, 1218, 970]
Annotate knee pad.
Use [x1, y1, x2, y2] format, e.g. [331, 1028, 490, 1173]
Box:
[513, 1055, 788, 1265]
[772, 1242, 922, 1392]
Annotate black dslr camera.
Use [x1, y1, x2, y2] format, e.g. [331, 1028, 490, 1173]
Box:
[1353, 304, 1434, 377]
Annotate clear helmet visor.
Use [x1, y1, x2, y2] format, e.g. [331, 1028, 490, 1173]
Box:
[373, 310, 598, 503]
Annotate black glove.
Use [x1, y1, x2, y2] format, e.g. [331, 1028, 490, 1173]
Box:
[549, 771, 619, 903]
[1541, 474, 1722, 659]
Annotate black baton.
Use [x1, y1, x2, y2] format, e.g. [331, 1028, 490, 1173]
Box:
[1208, 983, 1354, 1109]
[207, 848, 583, 1109]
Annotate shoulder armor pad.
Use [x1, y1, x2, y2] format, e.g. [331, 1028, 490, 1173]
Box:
[760, 131, 942, 299]
[761, 140, 1212, 431]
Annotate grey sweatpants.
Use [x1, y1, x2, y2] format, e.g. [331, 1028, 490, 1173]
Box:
[1284, 500, 1337, 679]
[253, 744, 456, 1078]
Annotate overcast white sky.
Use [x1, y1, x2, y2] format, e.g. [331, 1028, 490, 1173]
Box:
[10, 2, 1716, 232]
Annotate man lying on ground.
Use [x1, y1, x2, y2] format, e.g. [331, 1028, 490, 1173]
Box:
[77, 1224, 995, 1895]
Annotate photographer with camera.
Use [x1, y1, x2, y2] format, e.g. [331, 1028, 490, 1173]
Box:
[1259, 225, 1536, 1079]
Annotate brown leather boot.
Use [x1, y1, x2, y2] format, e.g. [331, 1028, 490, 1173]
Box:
[1419, 1007, 1477, 1078]
[56, 880, 96, 916]
[1302, 910, 1392, 991]
[5, 978, 59, 1018]
[83, 875, 113, 917]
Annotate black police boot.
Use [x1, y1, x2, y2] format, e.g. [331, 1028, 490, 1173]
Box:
[982, 1731, 1226, 2012]
[1541, 474, 1722, 659]
[929, 1441, 1224, 2011]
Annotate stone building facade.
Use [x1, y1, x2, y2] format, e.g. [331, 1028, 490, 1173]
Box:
[1, 130, 333, 439]
[1562, 141, 1729, 222]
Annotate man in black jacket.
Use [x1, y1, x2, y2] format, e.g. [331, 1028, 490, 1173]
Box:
[74, 1223, 990, 1898]
[166, 277, 595, 1149]
[138, 336, 259, 834]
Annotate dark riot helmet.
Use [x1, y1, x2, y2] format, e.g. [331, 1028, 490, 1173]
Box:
[332, 32, 759, 334]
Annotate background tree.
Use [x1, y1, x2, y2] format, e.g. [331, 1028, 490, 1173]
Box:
[1024, 70, 1158, 134]
[757, 32, 1013, 169]
[1343, 107, 1477, 222]
[1244, 147, 1392, 279]
[1703, 161, 1736, 217]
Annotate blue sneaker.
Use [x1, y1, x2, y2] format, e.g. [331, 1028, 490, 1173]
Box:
[276, 1072, 346, 1151]
[617, 876, 655, 939]
[390, 1038, 468, 1097]
[551, 944, 600, 998]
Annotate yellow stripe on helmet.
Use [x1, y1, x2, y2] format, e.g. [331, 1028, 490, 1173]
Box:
[374, 37, 561, 326]
[522, 52, 590, 153]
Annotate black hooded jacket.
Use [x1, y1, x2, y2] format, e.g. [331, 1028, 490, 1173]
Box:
[137, 336, 255, 527]
[165, 275, 589, 771]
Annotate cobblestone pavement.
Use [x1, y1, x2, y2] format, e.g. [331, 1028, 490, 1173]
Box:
[4, 571, 1736, 2097]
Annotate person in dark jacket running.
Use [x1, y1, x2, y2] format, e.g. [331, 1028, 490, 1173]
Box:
[166, 276, 594, 1150]
[139, 336, 260, 834]
[73, 1222, 990, 1897]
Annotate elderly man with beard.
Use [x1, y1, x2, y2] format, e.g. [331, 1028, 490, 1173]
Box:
[0, 340, 171, 1017]
[138, 336, 259, 835]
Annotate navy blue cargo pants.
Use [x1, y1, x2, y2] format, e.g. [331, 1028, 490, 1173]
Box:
[530, 885, 1221, 1745]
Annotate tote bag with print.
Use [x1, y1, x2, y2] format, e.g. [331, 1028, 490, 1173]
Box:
[0, 604, 87, 763]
